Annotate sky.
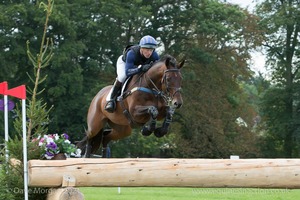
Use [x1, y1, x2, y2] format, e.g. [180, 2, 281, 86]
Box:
[227, 0, 256, 11]
[226, 0, 267, 75]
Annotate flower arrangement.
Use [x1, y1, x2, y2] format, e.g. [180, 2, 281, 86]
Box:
[34, 133, 81, 159]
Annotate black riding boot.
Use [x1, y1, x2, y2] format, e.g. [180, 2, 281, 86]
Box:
[105, 79, 122, 113]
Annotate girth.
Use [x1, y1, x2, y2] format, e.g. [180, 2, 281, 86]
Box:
[117, 87, 163, 128]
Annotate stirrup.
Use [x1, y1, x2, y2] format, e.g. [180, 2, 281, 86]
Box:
[105, 101, 116, 113]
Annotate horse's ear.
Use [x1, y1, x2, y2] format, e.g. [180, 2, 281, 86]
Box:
[178, 59, 185, 69]
[165, 57, 171, 69]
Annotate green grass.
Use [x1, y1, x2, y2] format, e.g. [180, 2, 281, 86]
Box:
[80, 187, 300, 200]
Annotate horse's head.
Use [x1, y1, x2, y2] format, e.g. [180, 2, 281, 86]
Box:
[160, 55, 185, 109]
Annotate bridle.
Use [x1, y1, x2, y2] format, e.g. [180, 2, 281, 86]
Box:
[161, 68, 182, 100]
[122, 65, 182, 106]
[144, 67, 182, 106]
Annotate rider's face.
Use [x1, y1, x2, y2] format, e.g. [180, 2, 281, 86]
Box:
[140, 48, 154, 58]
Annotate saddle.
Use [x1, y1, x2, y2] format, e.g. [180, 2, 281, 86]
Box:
[117, 76, 160, 102]
[117, 76, 133, 101]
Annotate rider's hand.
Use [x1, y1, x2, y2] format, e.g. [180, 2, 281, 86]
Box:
[140, 62, 153, 72]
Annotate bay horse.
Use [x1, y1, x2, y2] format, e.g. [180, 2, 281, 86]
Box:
[78, 54, 185, 157]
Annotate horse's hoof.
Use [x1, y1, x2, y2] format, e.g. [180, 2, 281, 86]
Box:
[141, 127, 153, 136]
[154, 128, 166, 138]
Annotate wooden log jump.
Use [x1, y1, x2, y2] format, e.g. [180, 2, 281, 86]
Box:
[28, 158, 300, 188]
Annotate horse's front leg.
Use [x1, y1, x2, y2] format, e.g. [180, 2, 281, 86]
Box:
[132, 105, 158, 136]
[141, 106, 158, 136]
[154, 106, 176, 138]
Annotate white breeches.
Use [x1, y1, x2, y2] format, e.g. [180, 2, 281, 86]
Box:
[105, 55, 126, 101]
[116, 55, 126, 83]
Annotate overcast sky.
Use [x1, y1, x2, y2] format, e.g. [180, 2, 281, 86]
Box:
[227, 0, 256, 10]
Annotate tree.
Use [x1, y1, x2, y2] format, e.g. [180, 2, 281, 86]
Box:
[1, 1, 54, 199]
[256, 0, 300, 157]
[0, 0, 264, 158]
[0, 1, 51, 141]
[170, 1, 264, 158]
[0, 1, 35, 87]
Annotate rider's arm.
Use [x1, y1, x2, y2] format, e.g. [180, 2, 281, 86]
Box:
[125, 50, 141, 77]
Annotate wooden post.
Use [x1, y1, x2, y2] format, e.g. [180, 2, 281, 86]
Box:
[46, 187, 84, 200]
[28, 158, 300, 188]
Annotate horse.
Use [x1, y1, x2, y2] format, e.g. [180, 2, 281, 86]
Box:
[77, 54, 185, 158]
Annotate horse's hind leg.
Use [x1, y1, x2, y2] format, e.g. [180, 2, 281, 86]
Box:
[82, 87, 111, 157]
[101, 124, 132, 158]
[82, 129, 103, 158]
[84, 136, 92, 158]
[101, 129, 112, 158]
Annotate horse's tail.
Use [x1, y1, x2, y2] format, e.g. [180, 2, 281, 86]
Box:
[76, 130, 104, 156]
[76, 135, 88, 156]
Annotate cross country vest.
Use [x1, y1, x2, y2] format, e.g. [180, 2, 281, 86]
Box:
[122, 45, 157, 65]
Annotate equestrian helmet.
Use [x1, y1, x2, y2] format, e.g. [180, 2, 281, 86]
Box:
[139, 35, 157, 49]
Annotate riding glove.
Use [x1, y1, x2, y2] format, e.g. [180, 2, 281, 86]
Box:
[140, 62, 153, 72]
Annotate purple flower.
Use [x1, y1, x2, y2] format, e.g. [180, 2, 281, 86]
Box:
[62, 133, 69, 140]
[46, 142, 57, 150]
[45, 151, 55, 159]
[46, 151, 54, 157]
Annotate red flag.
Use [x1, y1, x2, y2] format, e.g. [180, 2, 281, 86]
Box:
[0, 81, 8, 95]
[6, 85, 26, 99]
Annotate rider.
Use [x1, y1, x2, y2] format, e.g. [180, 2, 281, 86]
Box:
[105, 35, 160, 113]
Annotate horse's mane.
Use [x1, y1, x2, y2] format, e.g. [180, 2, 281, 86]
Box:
[159, 54, 177, 68]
